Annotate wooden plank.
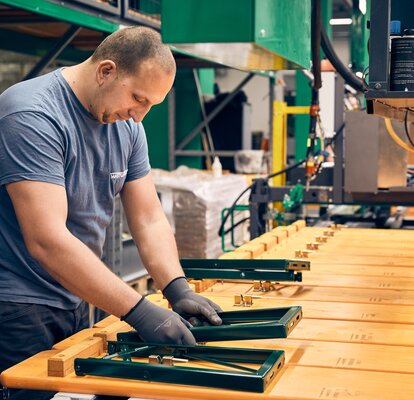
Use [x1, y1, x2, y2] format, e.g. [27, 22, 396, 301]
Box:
[288, 318, 414, 347]
[207, 281, 414, 305]
[302, 263, 414, 278]
[286, 274, 414, 291]
[53, 329, 98, 351]
[48, 337, 103, 377]
[93, 315, 118, 328]
[271, 366, 414, 400]
[166, 293, 414, 325]
[213, 339, 414, 375]
[260, 248, 414, 267]
[278, 237, 414, 258]
[2, 350, 414, 399]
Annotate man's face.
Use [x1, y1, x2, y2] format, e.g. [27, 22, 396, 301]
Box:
[92, 60, 175, 124]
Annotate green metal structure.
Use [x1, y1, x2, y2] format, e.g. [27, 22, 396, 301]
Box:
[75, 342, 285, 392]
[180, 258, 310, 282]
[162, 0, 311, 71]
[0, 0, 119, 32]
[118, 306, 302, 342]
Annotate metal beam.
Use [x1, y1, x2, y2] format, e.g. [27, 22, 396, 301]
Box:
[176, 73, 255, 150]
[0, 0, 119, 33]
[23, 24, 81, 80]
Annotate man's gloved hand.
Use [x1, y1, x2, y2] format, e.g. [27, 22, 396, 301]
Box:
[121, 297, 196, 345]
[163, 277, 223, 326]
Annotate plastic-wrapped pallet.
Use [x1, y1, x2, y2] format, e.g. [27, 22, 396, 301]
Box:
[153, 166, 248, 259]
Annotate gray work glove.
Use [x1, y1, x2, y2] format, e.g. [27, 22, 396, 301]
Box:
[121, 297, 196, 345]
[163, 277, 223, 327]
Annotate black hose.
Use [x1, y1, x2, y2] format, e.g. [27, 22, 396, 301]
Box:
[321, 23, 368, 92]
[311, 0, 322, 90]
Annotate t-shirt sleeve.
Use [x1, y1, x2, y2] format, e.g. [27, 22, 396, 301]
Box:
[125, 122, 151, 182]
[0, 111, 65, 187]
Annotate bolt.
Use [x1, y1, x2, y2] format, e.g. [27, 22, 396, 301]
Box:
[374, 83, 382, 89]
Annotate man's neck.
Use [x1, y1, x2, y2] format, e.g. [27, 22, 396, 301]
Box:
[61, 61, 94, 112]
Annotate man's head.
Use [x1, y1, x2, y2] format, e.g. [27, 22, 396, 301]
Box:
[88, 26, 176, 124]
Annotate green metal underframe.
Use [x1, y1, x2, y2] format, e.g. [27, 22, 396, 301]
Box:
[118, 306, 303, 342]
[180, 258, 310, 282]
[0, 0, 119, 32]
[75, 343, 285, 393]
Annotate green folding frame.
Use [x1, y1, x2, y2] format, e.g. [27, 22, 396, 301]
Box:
[117, 306, 302, 342]
[180, 258, 310, 282]
[75, 342, 285, 392]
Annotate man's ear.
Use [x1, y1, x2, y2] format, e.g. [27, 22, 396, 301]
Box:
[96, 60, 117, 86]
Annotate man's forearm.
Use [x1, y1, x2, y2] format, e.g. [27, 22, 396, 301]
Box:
[131, 215, 184, 290]
[31, 230, 140, 317]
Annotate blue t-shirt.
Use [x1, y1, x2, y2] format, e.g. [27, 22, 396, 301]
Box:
[0, 69, 150, 309]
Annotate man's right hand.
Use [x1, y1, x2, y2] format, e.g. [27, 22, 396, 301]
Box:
[122, 297, 196, 345]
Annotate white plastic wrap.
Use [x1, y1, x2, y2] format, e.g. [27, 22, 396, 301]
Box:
[153, 166, 248, 258]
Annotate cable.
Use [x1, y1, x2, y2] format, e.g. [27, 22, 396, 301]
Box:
[404, 110, 414, 147]
[321, 23, 368, 93]
[384, 118, 414, 153]
[217, 159, 306, 237]
[223, 217, 250, 236]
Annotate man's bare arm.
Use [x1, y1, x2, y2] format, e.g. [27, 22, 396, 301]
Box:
[7, 180, 140, 317]
[120, 173, 184, 290]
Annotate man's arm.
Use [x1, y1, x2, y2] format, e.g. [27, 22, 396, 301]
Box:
[121, 173, 222, 326]
[7, 180, 140, 317]
[120, 173, 184, 290]
[7, 179, 196, 344]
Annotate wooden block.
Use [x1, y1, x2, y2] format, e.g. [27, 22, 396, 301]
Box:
[292, 220, 306, 230]
[93, 321, 133, 350]
[189, 279, 216, 293]
[234, 242, 264, 258]
[255, 233, 278, 250]
[48, 337, 103, 377]
[219, 251, 251, 260]
[277, 225, 297, 237]
[269, 228, 288, 243]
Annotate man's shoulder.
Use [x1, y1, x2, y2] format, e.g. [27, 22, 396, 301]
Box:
[0, 70, 62, 119]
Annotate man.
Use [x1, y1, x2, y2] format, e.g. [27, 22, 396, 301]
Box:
[0, 26, 222, 397]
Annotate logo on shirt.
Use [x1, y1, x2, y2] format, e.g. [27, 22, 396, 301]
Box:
[110, 169, 128, 180]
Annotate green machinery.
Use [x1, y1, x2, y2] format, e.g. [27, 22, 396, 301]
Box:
[162, 0, 311, 71]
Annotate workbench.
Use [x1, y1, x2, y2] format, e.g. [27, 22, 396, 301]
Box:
[2, 223, 414, 399]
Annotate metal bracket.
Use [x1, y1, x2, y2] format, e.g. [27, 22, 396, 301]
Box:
[75, 343, 285, 393]
[180, 258, 310, 282]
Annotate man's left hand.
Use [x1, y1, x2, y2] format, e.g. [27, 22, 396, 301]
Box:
[163, 277, 222, 326]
